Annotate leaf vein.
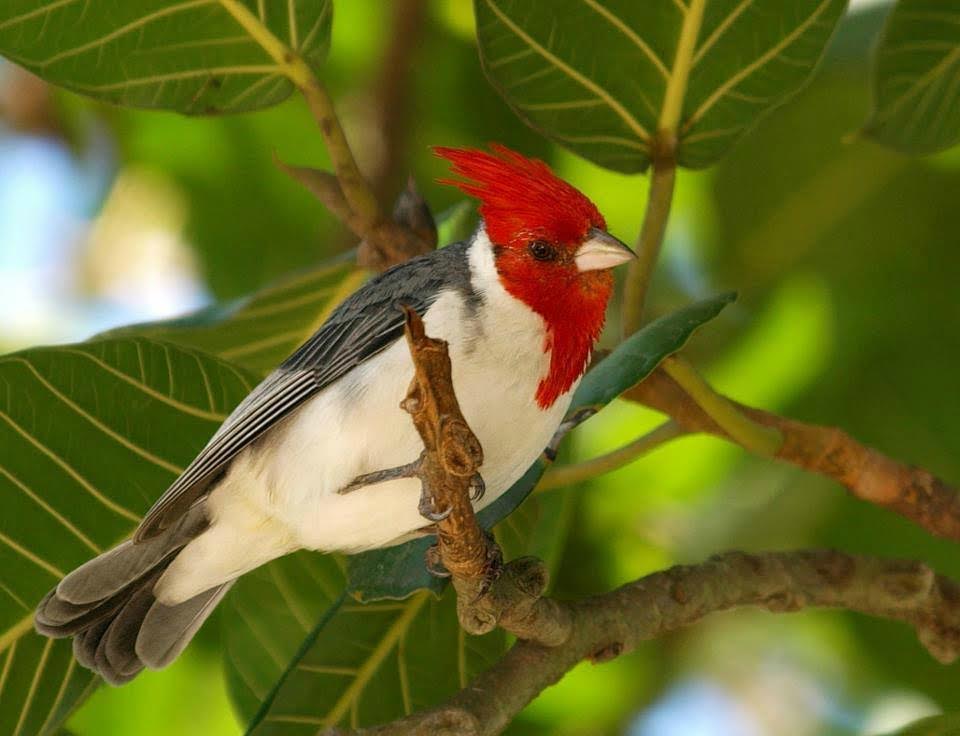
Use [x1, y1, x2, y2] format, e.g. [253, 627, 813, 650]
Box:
[483, 0, 650, 143]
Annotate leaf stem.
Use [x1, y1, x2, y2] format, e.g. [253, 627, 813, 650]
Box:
[661, 356, 782, 457]
[621, 161, 676, 337]
[296, 74, 382, 224]
[658, 0, 707, 134]
[536, 421, 685, 492]
[621, 0, 706, 337]
[217, 0, 381, 226]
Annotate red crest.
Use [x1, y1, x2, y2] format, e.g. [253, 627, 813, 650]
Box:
[434, 144, 605, 247]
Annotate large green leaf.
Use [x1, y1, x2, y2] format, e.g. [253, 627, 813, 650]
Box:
[223, 551, 346, 723]
[0, 0, 332, 114]
[0, 337, 254, 735]
[864, 0, 960, 155]
[241, 589, 505, 735]
[474, 0, 847, 171]
[230, 293, 734, 733]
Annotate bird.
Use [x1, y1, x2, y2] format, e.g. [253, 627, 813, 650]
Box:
[34, 143, 635, 685]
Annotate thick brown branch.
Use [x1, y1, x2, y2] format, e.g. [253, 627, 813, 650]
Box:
[626, 367, 960, 541]
[399, 308, 571, 646]
[354, 550, 960, 736]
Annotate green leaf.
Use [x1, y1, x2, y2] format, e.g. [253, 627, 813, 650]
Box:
[243, 590, 506, 735]
[569, 290, 738, 412]
[864, 0, 960, 155]
[0, 0, 332, 114]
[881, 712, 960, 736]
[223, 552, 346, 723]
[474, 0, 847, 171]
[0, 337, 254, 735]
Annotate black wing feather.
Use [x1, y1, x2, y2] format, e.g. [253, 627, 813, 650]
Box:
[135, 242, 475, 540]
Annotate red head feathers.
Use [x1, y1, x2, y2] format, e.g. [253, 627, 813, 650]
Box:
[433, 144, 605, 248]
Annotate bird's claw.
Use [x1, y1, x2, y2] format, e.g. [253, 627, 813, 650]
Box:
[468, 473, 486, 502]
[418, 493, 452, 522]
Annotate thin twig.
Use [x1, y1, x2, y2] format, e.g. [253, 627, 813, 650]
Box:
[627, 367, 960, 541]
[352, 551, 960, 736]
[219, 0, 433, 270]
[369, 0, 430, 200]
[662, 356, 782, 457]
[536, 420, 685, 492]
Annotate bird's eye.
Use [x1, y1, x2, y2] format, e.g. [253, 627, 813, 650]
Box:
[529, 241, 556, 261]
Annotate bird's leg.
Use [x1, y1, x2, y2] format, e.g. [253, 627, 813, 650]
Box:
[337, 458, 422, 495]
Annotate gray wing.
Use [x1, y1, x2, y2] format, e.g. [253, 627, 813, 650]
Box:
[135, 242, 474, 540]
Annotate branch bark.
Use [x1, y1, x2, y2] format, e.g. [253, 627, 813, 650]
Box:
[344, 550, 960, 736]
[626, 366, 960, 541]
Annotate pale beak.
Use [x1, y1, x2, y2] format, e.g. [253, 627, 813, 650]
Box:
[574, 227, 636, 272]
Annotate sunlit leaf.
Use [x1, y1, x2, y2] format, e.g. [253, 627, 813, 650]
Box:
[882, 712, 960, 735]
[0, 0, 332, 114]
[864, 0, 960, 155]
[475, 0, 847, 171]
[0, 338, 254, 735]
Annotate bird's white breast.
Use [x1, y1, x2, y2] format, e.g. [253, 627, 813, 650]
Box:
[206, 233, 575, 553]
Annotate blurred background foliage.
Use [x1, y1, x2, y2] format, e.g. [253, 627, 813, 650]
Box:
[1, 0, 959, 734]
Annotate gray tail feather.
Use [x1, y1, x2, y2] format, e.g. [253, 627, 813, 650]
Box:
[34, 505, 232, 685]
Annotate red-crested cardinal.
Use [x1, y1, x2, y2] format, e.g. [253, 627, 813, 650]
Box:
[35, 144, 635, 683]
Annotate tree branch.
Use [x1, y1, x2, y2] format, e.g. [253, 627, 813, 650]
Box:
[346, 550, 960, 736]
[626, 366, 960, 541]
